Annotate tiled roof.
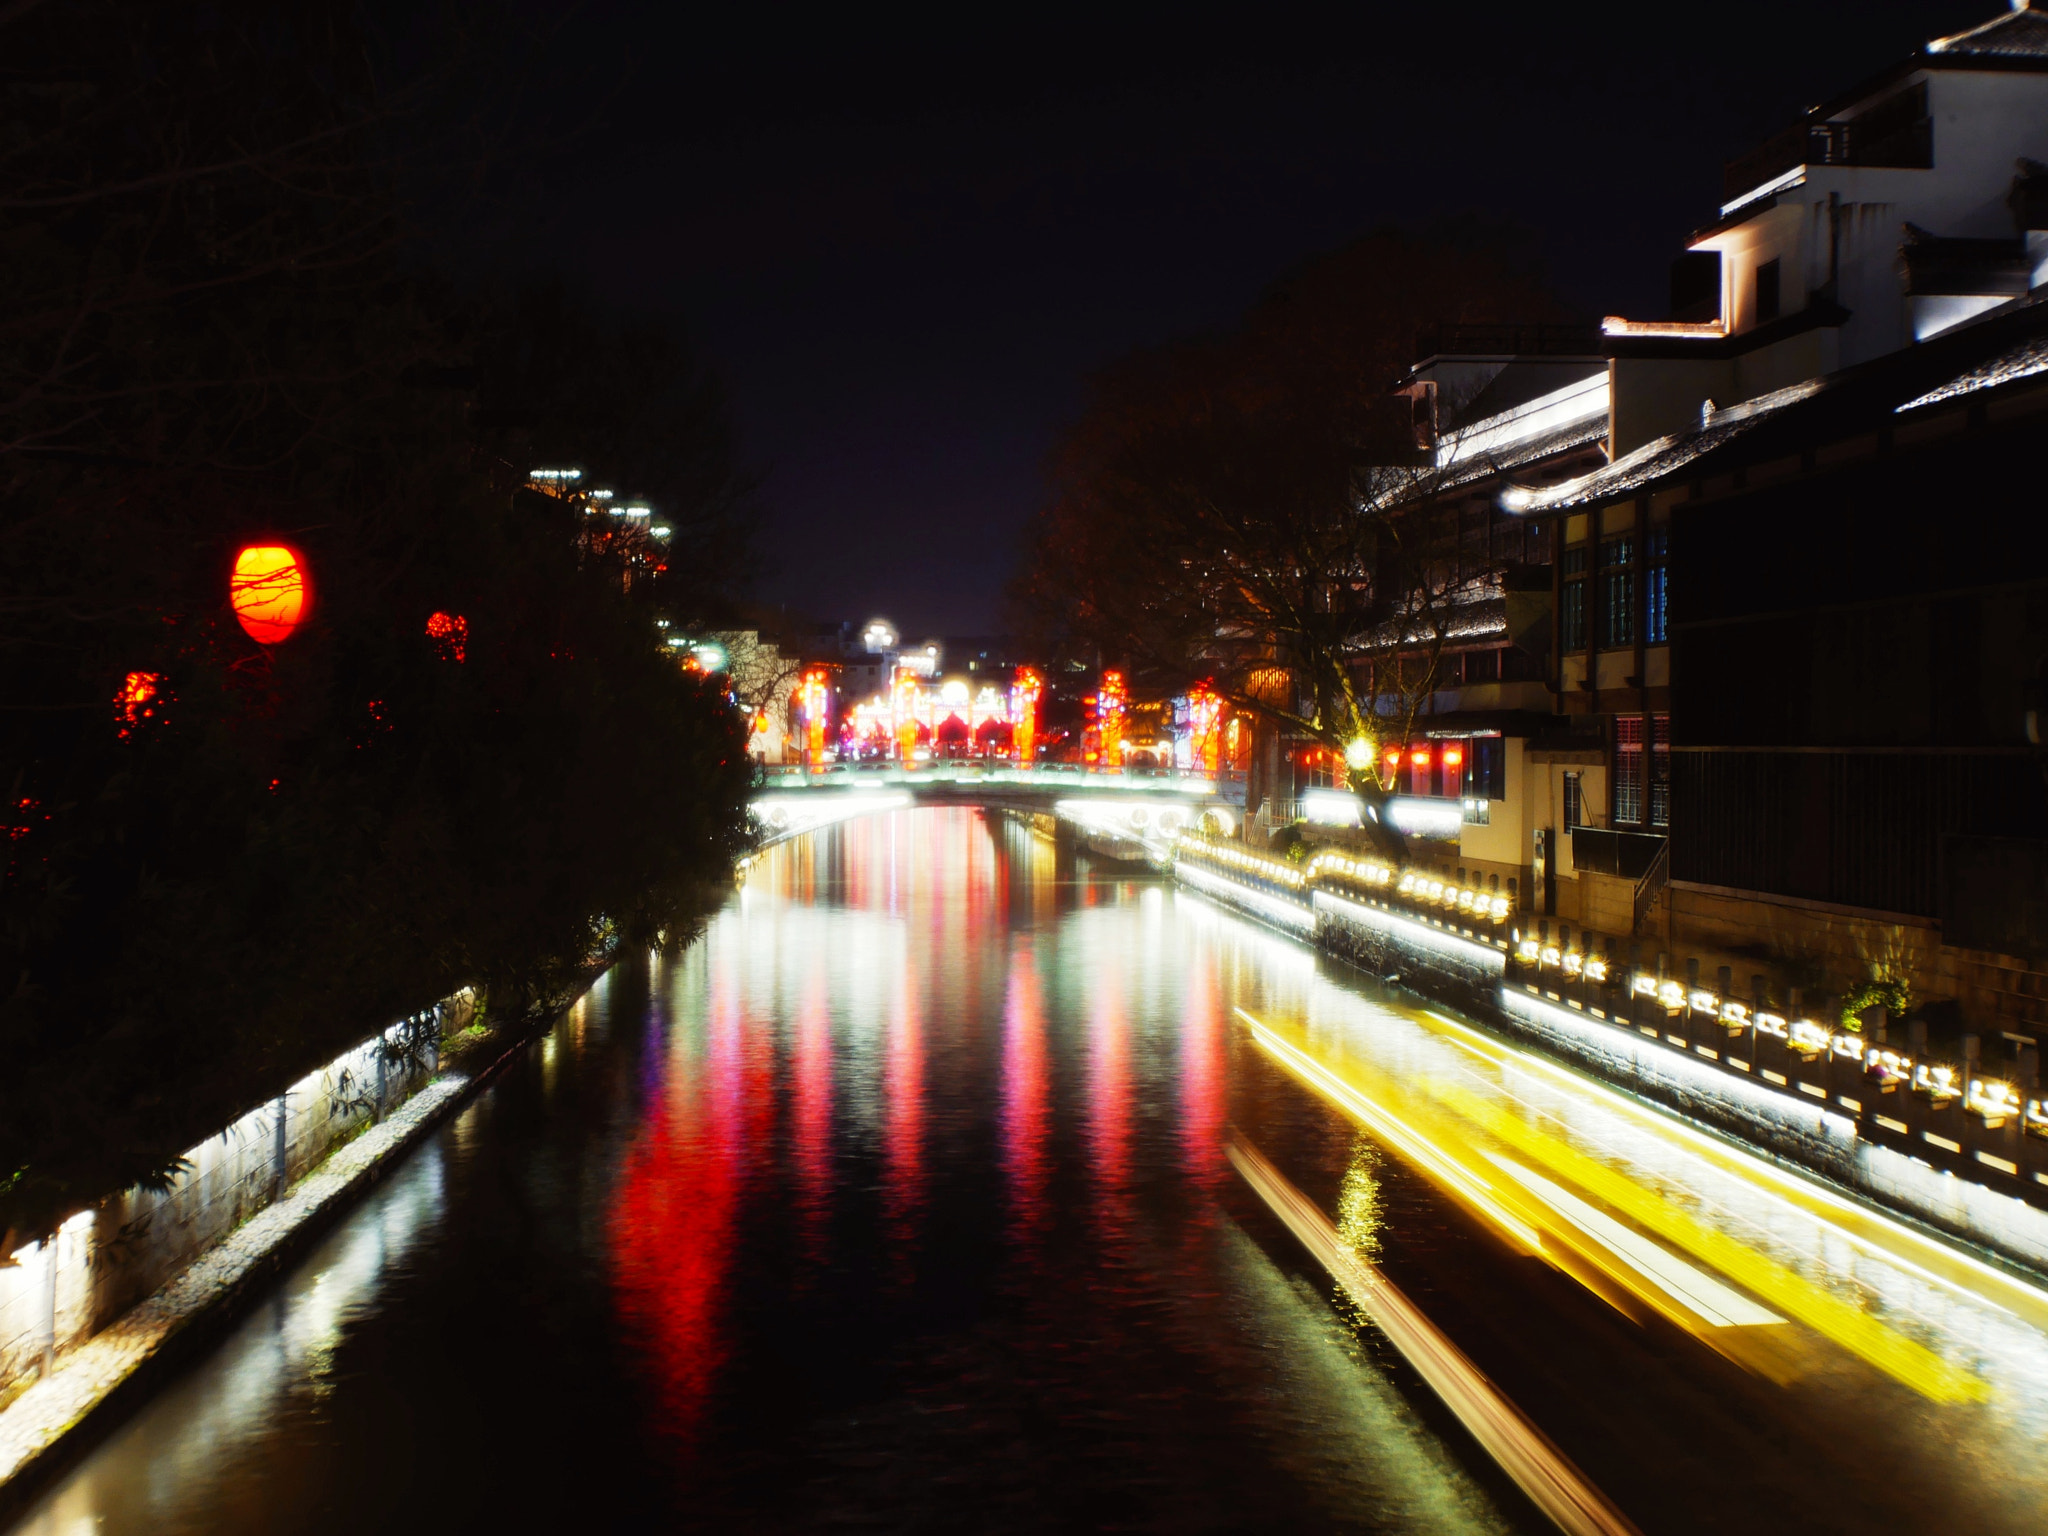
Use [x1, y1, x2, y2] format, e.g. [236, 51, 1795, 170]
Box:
[1438, 414, 1610, 494]
[1928, 6, 2048, 58]
[1507, 294, 2048, 514]
[1896, 332, 2048, 411]
[1506, 380, 1825, 514]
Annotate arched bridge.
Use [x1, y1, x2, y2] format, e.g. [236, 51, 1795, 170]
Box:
[750, 763, 1246, 861]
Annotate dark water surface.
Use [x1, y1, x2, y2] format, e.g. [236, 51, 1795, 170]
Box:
[18, 806, 2048, 1535]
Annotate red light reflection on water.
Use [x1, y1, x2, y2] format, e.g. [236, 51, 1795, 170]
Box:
[608, 960, 769, 1449]
[1180, 957, 1227, 1187]
[1089, 976, 1132, 1232]
[883, 969, 925, 1264]
[793, 963, 833, 1262]
[1000, 943, 1050, 1244]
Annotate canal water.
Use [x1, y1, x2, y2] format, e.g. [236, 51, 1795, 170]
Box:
[17, 806, 2048, 1534]
[8, 809, 1527, 1535]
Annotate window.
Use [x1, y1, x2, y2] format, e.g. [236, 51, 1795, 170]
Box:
[1645, 527, 1670, 645]
[1468, 737, 1506, 800]
[1614, 715, 1644, 825]
[1561, 545, 1587, 652]
[1649, 713, 1671, 828]
[1597, 536, 1634, 649]
[1462, 649, 1499, 684]
[1754, 258, 1781, 325]
[1562, 771, 1584, 829]
[1493, 518, 1524, 566]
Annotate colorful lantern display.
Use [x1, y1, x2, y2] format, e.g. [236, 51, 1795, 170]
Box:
[1010, 667, 1042, 765]
[1187, 681, 1222, 777]
[800, 667, 831, 767]
[1097, 669, 1126, 766]
[229, 544, 312, 644]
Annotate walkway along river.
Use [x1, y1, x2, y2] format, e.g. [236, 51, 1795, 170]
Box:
[11, 806, 2048, 1533]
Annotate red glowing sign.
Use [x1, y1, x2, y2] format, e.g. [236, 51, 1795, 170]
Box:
[425, 610, 468, 662]
[230, 545, 311, 644]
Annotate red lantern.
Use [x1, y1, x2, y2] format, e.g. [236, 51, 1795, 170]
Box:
[425, 610, 468, 662]
[114, 671, 165, 737]
[230, 545, 312, 644]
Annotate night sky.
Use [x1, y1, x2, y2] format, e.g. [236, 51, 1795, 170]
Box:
[487, 1, 1992, 636]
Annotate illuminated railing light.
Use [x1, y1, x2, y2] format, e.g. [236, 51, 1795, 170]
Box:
[1755, 1012, 1789, 1038]
[1913, 1063, 1961, 1102]
[1966, 1079, 2020, 1124]
[1658, 980, 1686, 1012]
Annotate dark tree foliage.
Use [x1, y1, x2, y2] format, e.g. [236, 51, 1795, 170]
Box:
[1017, 230, 1566, 852]
[0, 3, 754, 1235]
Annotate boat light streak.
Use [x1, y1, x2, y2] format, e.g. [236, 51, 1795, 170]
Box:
[1439, 1085, 1989, 1404]
[1240, 1011, 1541, 1251]
[1227, 1136, 1643, 1536]
[1487, 1157, 1784, 1330]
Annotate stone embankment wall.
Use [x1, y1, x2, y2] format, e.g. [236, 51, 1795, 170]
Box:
[1176, 860, 2048, 1282]
[0, 995, 469, 1405]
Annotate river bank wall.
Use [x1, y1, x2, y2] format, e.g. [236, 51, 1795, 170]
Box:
[0, 984, 576, 1523]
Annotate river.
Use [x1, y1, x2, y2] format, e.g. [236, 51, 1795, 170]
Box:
[12, 806, 2048, 1534]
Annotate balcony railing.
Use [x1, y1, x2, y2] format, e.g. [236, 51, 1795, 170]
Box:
[1721, 116, 1931, 205]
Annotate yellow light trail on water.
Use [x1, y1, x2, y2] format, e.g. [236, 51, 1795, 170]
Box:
[1438, 1085, 1988, 1405]
[1228, 1136, 1643, 1536]
[1421, 1009, 2048, 1337]
[1239, 1007, 1990, 1405]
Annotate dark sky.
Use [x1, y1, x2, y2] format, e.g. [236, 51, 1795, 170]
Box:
[490, 1, 1993, 635]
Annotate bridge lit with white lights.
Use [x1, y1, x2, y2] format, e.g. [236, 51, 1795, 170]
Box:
[749, 762, 1245, 861]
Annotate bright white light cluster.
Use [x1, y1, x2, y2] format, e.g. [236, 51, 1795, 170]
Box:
[1397, 870, 1510, 923]
[1175, 835, 1306, 888]
[1175, 858, 1316, 933]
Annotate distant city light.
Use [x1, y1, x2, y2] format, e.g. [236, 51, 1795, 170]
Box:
[529, 467, 582, 481]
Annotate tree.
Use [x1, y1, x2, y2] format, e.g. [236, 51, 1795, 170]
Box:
[0, 3, 758, 1237]
[1018, 229, 1566, 858]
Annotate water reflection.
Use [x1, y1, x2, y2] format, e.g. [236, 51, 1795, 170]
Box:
[9, 808, 1541, 1534]
[1001, 942, 1051, 1247]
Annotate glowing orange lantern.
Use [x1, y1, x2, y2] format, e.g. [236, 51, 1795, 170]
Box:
[230, 544, 312, 644]
[1410, 746, 1432, 769]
